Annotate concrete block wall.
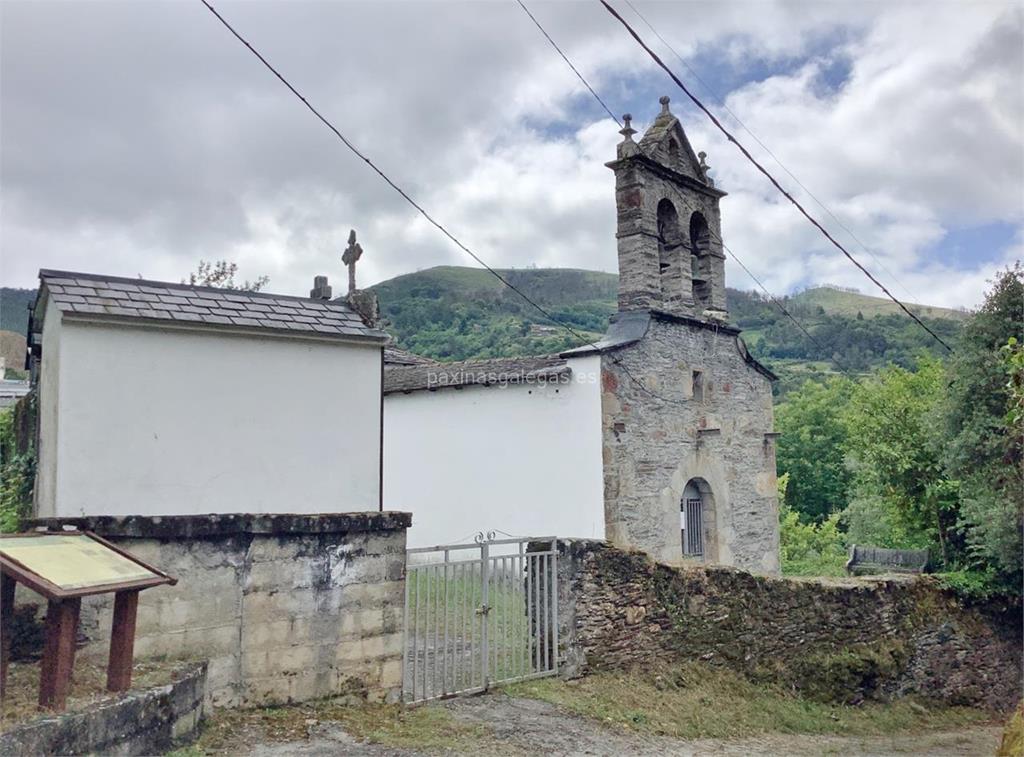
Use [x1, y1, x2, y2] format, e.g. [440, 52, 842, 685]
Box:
[28, 513, 410, 708]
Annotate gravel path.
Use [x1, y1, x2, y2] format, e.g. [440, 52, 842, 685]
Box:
[247, 691, 1002, 756]
[443, 692, 1001, 756]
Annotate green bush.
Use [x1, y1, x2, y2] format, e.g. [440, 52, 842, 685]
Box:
[778, 474, 848, 576]
[934, 567, 1009, 600]
[0, 406, 34, 533]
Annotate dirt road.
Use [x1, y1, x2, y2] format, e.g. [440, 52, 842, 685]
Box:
[247, 691, 1002, 757]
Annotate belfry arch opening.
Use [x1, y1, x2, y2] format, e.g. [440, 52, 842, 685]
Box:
[681, 477, 715, 561]
[656, 199, 682, 294]
[689, 212, 712, 312]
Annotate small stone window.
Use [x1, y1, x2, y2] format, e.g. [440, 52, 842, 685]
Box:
[692, 370, 704, 402]
[667, 138, 679, 169]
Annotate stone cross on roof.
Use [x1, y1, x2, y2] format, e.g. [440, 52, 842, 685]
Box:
[342, 229, 363, 294]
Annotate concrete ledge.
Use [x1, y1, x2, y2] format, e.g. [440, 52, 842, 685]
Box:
[27, 511, 412, 539]
[0, 662, 206, 756]
[20, 514, 408, 707]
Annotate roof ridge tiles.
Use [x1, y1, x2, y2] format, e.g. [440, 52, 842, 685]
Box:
[39, 268, 326, 306]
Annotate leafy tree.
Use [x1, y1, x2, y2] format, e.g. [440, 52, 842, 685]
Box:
[942, 265, 1023, 583]
[777, 473, 847, 576]
[843, 358, 958, 562]
[1002, 336, 1024, 429]
[184, 260, 269, 292]
[0, 405, 34, 533]
[775, 377, 854, 522]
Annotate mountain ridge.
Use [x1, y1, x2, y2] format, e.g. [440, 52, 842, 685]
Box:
[369, 266, 964, 393]
[1, 267, 964, 395]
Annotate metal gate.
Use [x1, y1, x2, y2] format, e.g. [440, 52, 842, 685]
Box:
[683, 497, 703, 557]
[402, 533, 558, 703]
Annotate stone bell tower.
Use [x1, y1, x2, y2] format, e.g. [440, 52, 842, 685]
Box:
[563, 96, 780, 574]
[606, 96, 728, 320]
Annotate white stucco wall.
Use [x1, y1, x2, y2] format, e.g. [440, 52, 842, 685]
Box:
[383, 355, 604, 547]
[39, 316, 382, 517]
[35, 299, 63, 515]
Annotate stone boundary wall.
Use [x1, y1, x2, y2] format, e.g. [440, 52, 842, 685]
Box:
[26, 513, 410, 708]
[0, 662, 206, 756]
[556, 540, 1022, 711]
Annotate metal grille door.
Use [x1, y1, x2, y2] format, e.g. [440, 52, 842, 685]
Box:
[684, 498, 703, 556]
[402, 533, 558, 703]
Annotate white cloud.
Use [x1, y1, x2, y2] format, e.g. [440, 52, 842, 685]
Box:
[0, 0, 1020, 311]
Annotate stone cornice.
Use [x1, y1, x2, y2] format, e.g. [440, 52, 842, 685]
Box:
[605, 155, 727, 199]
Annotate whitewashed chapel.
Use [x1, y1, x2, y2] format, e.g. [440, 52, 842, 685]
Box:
[27, 98, 779, 573]
[385, 98, 780, 572]
[28, 272, 387, 517]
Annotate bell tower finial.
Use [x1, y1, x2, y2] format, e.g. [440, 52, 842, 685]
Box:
[659, 95, 671, 114]
[619, 114, 636, 141]
[617, 113, 639, 158]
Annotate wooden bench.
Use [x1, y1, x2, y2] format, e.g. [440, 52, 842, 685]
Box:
[845, 544, 929, 575]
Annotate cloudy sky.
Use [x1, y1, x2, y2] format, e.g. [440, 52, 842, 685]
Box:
[2, 0, 1021, 308]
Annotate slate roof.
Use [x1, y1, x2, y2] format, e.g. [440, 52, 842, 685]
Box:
[383, 346, 435, 366]
[560, 311, 652, 357]
[37, 270, 386, 342]
[384, 355, 570, 394]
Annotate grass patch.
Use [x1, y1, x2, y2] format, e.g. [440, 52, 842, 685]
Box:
[171, 700, 501, 755]
[1, 657, 188, 732]
[503, 663, 993, 741]
[319, 702, 496, 751]
[997, 702, 1023, 757]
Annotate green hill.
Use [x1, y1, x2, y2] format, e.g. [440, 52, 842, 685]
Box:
[372, 266, 965, 393]
[372, 266, 618, 361]
[0, 289, 35, 336]
[790, 285, 969, 321]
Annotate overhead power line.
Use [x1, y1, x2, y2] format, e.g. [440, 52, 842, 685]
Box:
[599, 0, 953, 353]
[515, 0, 867, 379]
[198, 0, 687, 409]
[620, 0, 923, 308]
[516, 0, 621, 127]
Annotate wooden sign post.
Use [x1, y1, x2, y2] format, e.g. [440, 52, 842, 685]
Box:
[0, 531, 175, 712]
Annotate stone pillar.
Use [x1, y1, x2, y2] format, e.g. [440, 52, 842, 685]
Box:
[706, 211, 728, 313]
[611, 164, 661, 312]
[347, 290, 380, 329]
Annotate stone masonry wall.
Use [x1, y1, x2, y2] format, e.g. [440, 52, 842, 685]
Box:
[601, 316, 779, 572]
[26, 513, 409, 708]
[557, 540, 1022, 711]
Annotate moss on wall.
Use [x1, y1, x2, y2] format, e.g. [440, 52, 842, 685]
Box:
[558, 540, 1021, 711]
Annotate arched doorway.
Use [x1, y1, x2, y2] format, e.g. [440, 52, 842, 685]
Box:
[680, 478, 714, 559]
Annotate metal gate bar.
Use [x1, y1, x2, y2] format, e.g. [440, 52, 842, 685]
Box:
[402, 534, 558, 703]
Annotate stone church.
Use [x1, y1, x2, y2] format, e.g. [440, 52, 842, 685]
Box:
[385, 97, 780, 573]
[25, 96, 779, 574]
